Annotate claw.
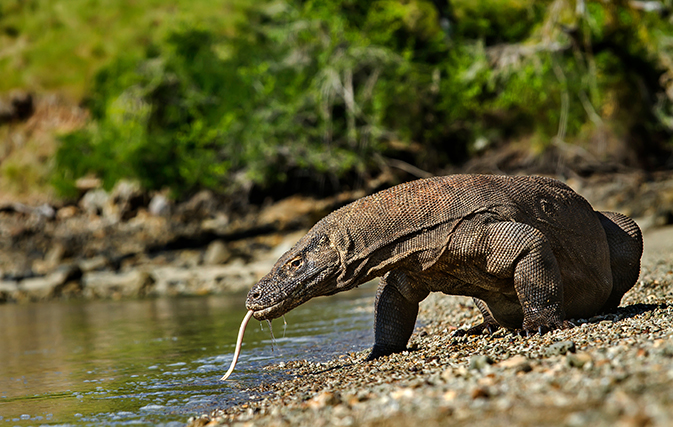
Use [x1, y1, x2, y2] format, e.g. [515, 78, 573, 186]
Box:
[454, 322, 500, 337]
[514, 322, 564, 337]
[538, 325, 552, 335]
[514, 326, 544, 337]
[563, 320, 577, 329]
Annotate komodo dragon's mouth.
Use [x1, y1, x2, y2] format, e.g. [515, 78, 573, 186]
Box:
[250, 302, 283, 320]
[249, 296, 307, 321]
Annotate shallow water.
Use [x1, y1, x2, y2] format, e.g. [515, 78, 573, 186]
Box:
[0, 285, 375, 426]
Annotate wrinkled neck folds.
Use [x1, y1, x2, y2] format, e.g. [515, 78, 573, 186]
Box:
[322, 177, 471, 289]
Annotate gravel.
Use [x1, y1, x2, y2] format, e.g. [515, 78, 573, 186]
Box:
[187, 226, 673, 427]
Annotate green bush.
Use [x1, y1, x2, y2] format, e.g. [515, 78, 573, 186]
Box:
[52, 0, 673, 200]
[53, 1, 453, 197]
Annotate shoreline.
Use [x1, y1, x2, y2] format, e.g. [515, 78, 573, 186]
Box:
[188, 226, 673, 427]
[2, 171, 673, 304]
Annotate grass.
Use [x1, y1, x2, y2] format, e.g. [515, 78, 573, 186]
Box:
[0, 0, 249, 203]
[0, 0, 248, 100]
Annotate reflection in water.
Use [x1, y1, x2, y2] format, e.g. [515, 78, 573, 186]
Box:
[0, 285, 375, 425]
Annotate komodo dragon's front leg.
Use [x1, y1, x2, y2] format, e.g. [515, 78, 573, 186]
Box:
[367, 270, 429, 360]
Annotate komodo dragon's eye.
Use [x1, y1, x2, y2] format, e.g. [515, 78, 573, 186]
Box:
[288, 257, 302, 269]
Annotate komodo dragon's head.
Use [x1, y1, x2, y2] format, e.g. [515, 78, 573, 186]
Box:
[220, 230, 342, 380]
[245, 231, 341, 321]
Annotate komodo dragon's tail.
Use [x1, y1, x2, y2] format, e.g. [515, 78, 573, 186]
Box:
[596, 211, 643, 313]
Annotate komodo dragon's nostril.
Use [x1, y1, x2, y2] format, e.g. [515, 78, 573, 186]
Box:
[251, 291, 260, 300]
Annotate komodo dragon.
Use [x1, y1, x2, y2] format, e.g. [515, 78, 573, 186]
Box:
[221, 174, 642, 379]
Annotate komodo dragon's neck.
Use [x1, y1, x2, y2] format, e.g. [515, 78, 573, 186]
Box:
[317, 177, 476, 289]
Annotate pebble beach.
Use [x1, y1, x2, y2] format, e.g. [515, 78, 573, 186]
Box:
[188, 225, 673, 427]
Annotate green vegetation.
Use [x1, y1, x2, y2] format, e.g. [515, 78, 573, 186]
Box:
[0, 0, 247, 99]
[3, 0, 673, 200]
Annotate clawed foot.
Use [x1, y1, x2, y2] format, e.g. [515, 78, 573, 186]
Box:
[453, 321, 500, 337]
[513, 320, 575, 337]
[366, 344, 407, 361]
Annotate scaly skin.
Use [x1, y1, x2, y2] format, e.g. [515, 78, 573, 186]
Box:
[246, 175, 643, 360]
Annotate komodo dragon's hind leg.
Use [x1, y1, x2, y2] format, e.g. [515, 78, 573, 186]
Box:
[453, 298, 501, 336]
[485, 222, 567, 333]
[367, 270, 429, 361]
[596, 211, 643, 313]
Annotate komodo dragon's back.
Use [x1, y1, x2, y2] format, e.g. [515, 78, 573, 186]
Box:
[323, 174, 599, 244]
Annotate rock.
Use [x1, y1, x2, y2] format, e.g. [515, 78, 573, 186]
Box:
[180, 190, 218, 220]
[498, 354, 532, 373]
[440, 367, 454, 382]
[0, 280, 19, 301]
[442, 390, 457, 402]
[187, 415, 212, 427]
[174, 250, 200, 268]
[148, 193, 171, 217]
[149, 263, 255, 296]
[545, 341, 576, 357]
[469, 355, 494, 370]
[390, 388, 415, 400]
[201, 214, 230, 233]
[75, 176, 102, 191]
[78, 256, 109, 272]
[655, 343, 673, 358]
[470, 387, 490, 399]
[111, 180, 143, 204]
[80, 189, 109, 216]
[82, 270, 154, 299]
[105, 180, 144, 222]
[5, 202, 32, 214]
[45, 243, 66, 265]
[32, 243, 66, 275]
[19, 265, 80, 300]
[306, 391, 341, 409]
[34, 204, 55, 219]
[196, 263, 255, 293]
[257, 195, 326, 230]
[566, 352, 592, 369]
[2, 202, 54, 218]
[149, 267, 194, 296]
[203, 240, 231, 265]
[56, 205, 79, 220]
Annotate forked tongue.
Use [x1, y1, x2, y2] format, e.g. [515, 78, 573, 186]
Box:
[220, 310, 254, 381]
